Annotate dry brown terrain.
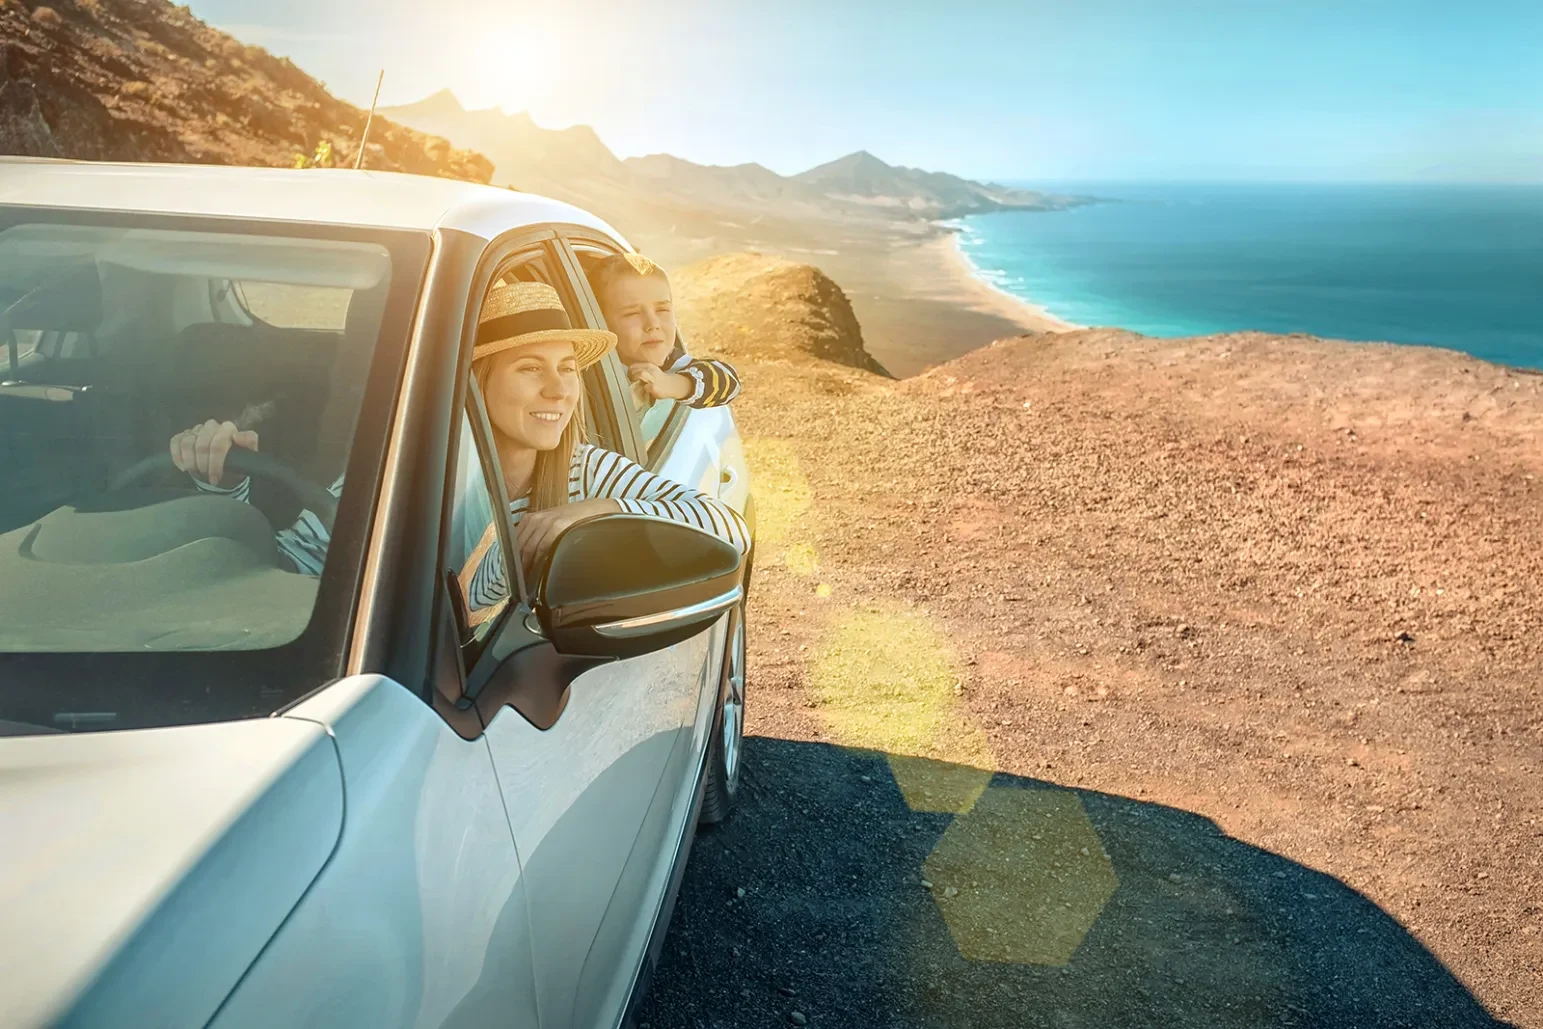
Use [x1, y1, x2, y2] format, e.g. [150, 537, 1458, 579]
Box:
[650, 265, 1543, 1027]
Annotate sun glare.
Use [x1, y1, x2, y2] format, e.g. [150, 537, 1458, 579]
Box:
[460, 21, 560, 114]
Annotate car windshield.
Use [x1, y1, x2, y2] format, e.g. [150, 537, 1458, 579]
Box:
[0, 211, 428, 733]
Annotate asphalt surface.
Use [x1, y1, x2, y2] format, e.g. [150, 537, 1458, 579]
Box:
[636, 736, 1512, 1029]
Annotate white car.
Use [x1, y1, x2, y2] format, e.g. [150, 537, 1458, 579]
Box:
[0, 159, 754, 1029]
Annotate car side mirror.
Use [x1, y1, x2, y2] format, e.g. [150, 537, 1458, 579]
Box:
[536, 514, 744, 660]
[462, 514, 744, 733]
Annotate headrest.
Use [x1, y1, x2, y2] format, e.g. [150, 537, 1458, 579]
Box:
[176, 321, 264, 351]
[0, 264, 102, 333]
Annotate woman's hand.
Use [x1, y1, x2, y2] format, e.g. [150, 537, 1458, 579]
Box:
[169, 419, 259, 487]
[627, 363, 694, 402]
[517, 498, 621, 574]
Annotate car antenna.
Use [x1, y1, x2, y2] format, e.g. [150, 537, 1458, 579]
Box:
[354, 69, 385, 170]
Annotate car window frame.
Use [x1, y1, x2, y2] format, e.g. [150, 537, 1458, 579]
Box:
[442, 389, 516, 668]
[436, 229, 561, 632]
[553, 231, 663, 466]
[429, 227, 633, 702]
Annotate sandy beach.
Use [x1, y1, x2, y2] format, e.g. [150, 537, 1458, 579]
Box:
[931, 231, 1084, 335]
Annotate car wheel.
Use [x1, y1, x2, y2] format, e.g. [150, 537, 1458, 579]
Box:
[699, 602, 745, 825]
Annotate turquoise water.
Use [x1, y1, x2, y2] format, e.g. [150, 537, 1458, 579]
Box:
[953, 183, 1543, 370]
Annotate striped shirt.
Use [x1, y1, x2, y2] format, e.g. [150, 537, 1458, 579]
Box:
[194, 473, 340, 576]
[461, 443, 750, 610]
[195, 445, 749, 604]
[667, 343, 741, 408]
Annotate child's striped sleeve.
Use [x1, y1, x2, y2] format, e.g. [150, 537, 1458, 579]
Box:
[669, 349, 742, 408]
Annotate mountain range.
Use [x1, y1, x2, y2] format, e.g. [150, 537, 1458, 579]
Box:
[379, 90, 1090, 223]
[0, 0, 1085, 230]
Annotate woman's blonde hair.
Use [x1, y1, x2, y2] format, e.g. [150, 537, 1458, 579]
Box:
[473, 352, 588, 511]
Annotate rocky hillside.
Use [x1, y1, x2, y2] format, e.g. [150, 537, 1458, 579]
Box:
[378, 88, 624, 191]
[672, 252, 890, 377]
[624, 153, 833, 215]
[0, 0, 491, 180]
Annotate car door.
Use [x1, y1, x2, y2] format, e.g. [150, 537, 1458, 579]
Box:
[469, 236, 724, 1029]
[208, 385, 541, 1028]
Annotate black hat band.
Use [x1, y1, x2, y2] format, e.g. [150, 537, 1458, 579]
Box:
[476, 308, 572, 347]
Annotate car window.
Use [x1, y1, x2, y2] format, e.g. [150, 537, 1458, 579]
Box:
[567, 240, 653, 461]
[232, 281, 351, 330]
[639, 393, 681, 459]
[0, 216, 420, 665]
[445, 403, 512, 659]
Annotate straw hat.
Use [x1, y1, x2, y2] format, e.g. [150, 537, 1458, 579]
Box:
[474, 281, 615, 368]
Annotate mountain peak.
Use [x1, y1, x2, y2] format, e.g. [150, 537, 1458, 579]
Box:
[793, 149, 898, 188]
[416, 88, 468, 115]
[835, 149, 891, 170]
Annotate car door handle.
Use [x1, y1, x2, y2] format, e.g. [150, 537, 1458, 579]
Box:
[718, 466, 738, 496]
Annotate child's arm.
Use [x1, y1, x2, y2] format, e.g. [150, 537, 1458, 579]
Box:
[671, 354, 742, 409]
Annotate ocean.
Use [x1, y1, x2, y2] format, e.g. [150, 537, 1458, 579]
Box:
[952, 183, 1543, 370]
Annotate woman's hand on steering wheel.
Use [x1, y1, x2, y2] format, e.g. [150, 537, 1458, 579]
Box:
[169, 420, 260, 488]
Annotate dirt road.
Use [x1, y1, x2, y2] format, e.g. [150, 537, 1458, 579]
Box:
[642, 329, 1542, 1027]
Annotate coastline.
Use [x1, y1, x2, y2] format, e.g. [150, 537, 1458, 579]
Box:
[636, 206, 1086, 375]
[929, 227, 1084, 334]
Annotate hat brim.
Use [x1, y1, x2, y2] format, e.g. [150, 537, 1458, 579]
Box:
[472, 327, 616, 370]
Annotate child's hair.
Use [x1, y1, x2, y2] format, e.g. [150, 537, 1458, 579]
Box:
[587, 252, 669, 303]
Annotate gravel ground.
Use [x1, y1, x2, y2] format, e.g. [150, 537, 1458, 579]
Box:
[642, 326, 1543, 1027]
[640, 737, 1508, 1029]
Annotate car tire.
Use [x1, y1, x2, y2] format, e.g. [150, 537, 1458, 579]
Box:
[699, 601, 745, 826]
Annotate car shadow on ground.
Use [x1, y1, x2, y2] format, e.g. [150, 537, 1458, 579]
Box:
[638, 736, 1511, 1029]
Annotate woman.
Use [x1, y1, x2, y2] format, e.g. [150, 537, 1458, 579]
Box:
[170, 281, 748, 606]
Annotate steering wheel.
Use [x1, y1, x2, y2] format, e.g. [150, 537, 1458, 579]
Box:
[109, 450, 339, 534]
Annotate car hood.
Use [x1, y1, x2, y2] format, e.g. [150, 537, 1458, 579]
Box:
[0, 716, 344, 1029]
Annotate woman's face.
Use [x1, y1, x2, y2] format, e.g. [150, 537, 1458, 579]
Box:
[600, 273, 676, 368]
[480, 339, 581, 451]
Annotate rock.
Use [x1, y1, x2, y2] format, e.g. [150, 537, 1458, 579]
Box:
[789, 1013, 808, 1026]
[674, 254, 890, 377]
[777, 986, 798, 997]
[943, 885, 959, 898]
[735, 886, 747, 899]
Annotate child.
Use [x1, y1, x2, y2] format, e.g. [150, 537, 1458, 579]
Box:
[586, 253, 740, 445]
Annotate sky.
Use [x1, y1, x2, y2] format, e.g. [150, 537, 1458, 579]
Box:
[186, 0, 1543, 183]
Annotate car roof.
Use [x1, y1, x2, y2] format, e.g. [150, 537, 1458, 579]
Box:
[0, 158, 629, 245]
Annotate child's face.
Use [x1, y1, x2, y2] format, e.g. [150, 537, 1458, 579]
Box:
[599, 272, 676, 367]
